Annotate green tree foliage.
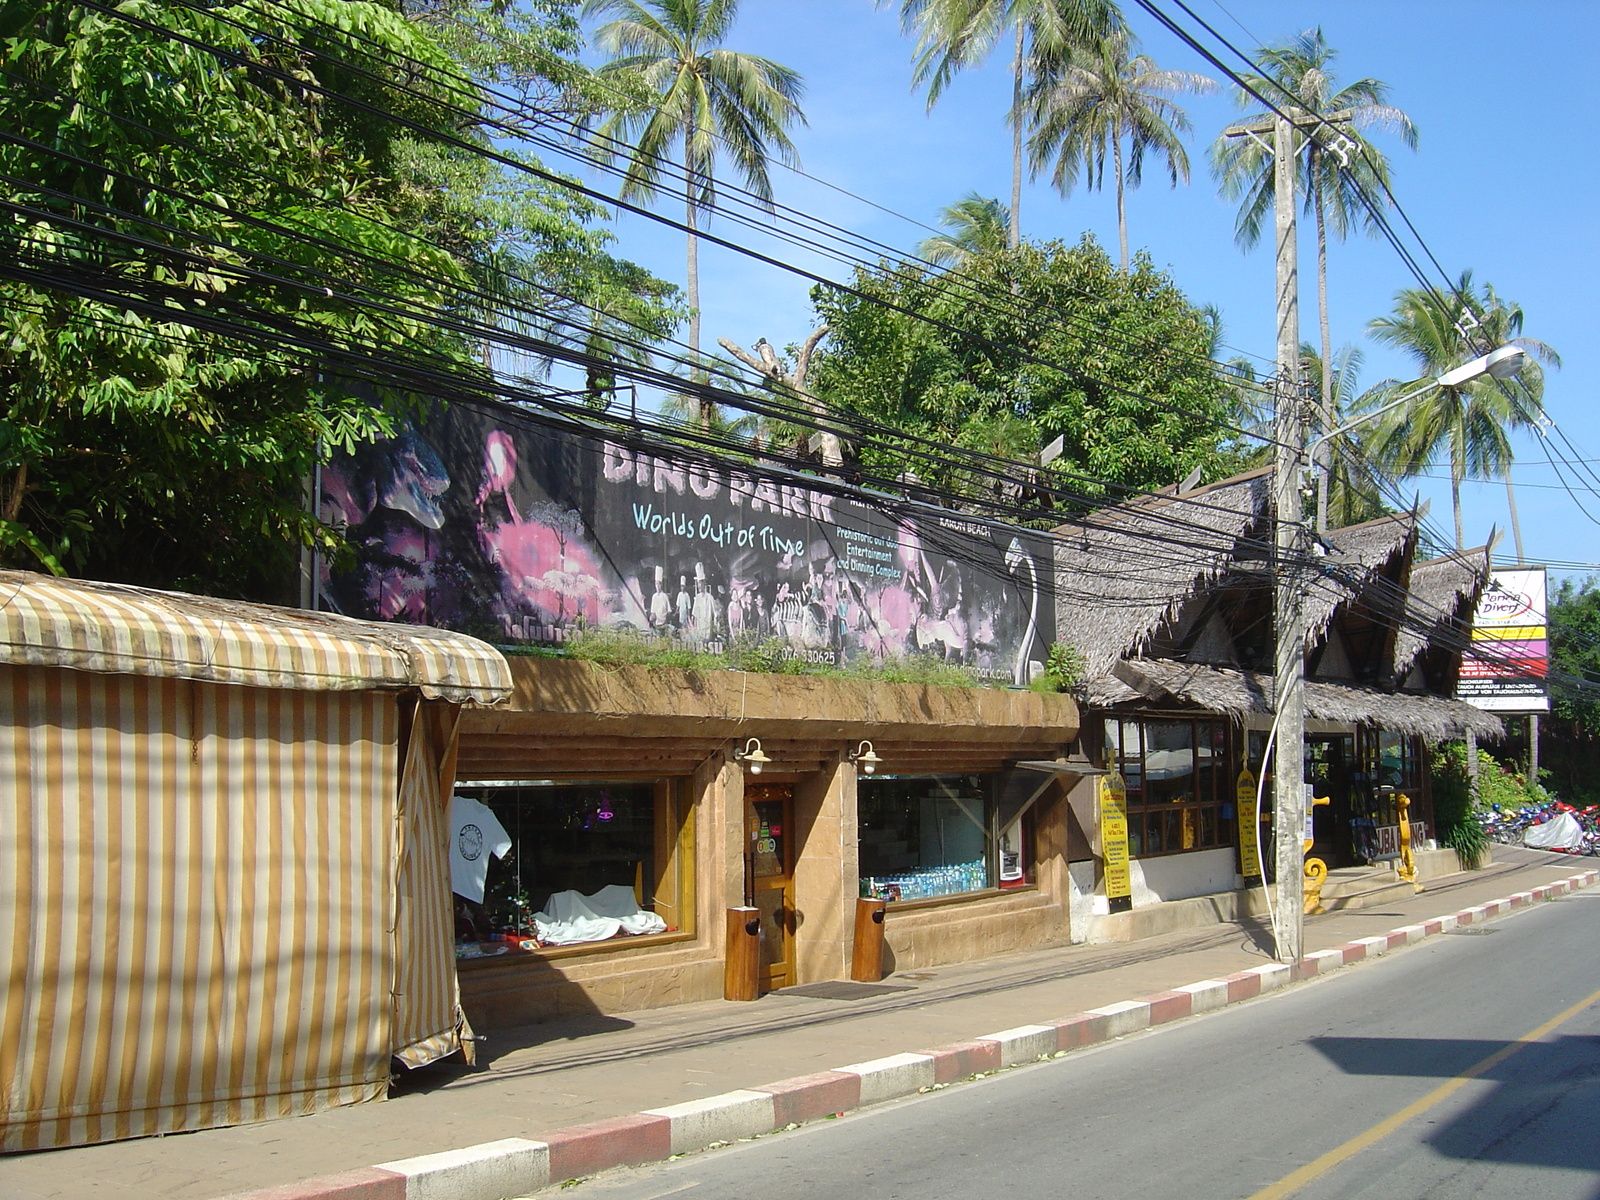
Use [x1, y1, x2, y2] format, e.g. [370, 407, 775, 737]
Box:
[1209, 28, 1415, 527]
[891, 0, 1122, 246]
[1295, 343, 1392, 528]
[0, 0, 677, 597]
[807, 233, 1245, 509]
[1024, 31, 1215, 271]
[918, 193, 1012, 268]
[1550, 576, 1600, 736]
[582, 0, 806, 406]
[1364, 271, 1558, 550]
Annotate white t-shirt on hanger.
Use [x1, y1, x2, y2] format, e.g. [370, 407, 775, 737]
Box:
[449, 794, 513, 904]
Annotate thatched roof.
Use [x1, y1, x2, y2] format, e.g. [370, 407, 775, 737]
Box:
[1302, 512, 1417, 646]
[1097, 657, 1502, 741]
[1053, 468, 1271, 678]
[1392, 547, 1490, 682]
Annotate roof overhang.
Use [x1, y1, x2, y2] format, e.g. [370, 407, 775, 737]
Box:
[1090, 658, 1502, 742]
[0, 571, 511, 704]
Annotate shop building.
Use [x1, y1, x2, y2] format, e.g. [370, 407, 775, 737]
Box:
[1053, 471, 1500, 940]
[449, 658, 1080, 1027]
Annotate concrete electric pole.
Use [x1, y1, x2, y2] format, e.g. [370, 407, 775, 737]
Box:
[1267, 110, 1307, 964]
[1225, 105, 1353, 963]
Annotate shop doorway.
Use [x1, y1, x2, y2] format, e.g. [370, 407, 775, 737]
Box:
[1305, 734, 1356, 866]
[746, 783, 795, 992]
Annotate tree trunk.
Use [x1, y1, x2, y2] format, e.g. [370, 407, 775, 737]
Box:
[1504, 466, 1526, 563]
[2, 463, 26, 525]
[1452, 457, 1464, 551]
[1114, 134, 1128, 272]
[1008, 21, 1023, 249]
[1314, 163, 1332, 534]
[685, 127, 708, 425]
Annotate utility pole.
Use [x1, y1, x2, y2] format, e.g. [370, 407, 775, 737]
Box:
[1268, 110, 1307, 964]
[1226, 106, 1353, 963]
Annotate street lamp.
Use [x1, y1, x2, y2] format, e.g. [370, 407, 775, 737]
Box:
[1308, 344, 1529, 451]
[1268, 342, 1527, 964]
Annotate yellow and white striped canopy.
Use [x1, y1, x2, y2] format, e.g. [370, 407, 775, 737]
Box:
[0, 571, 510, 704]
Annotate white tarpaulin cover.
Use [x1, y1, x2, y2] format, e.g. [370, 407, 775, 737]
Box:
[533, 885, 668, 946]
[1524, 812, 1584, 852]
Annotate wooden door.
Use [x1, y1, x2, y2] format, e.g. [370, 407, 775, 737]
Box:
[746, 783, 795, 992]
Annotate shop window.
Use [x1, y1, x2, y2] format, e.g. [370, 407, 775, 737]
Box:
[858, 773, 1036, 902]
[453, 777, 693, 953]
[1104, 717, 1235, 857]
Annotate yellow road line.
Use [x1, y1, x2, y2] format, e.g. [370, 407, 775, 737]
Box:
[1246, 984, 1600, 1200]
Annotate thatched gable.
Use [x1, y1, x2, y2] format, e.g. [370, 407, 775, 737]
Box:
[1303, 511, 1417, 647]
[1053, 468, 1271, 679]
[1108, 657, 1502, 742]
[1391, 547, 1490, 684]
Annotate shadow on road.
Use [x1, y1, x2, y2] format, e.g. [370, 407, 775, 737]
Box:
[1308, 1033, 1600, 1176]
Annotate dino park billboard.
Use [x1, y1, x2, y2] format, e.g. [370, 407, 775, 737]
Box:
[316, 400, 1054, 684]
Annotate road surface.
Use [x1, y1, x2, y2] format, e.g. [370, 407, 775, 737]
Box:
[562, 889, 1600, 1200]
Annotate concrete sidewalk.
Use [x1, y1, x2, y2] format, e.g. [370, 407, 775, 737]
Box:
[2, 848, 1592, 1200]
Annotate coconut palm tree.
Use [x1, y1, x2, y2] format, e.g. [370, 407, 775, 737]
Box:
[1364, 272, 1560, 550]
[892, 0, 1122, 248]
[1024, 32, 1214, 271]
[1298, 343, 1393, 528]
[1209, 28, 1416, 529]
[583, 0, 805, 421]
[918, 192, 1012, 267]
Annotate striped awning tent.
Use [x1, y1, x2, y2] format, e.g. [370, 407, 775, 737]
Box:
[0, 572, 510, 1150]
[0, 570, 509, 701]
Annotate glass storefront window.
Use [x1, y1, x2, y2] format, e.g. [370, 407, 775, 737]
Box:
[1103, 717, 1236, 857]
[454, 778, 693, 951]
[858, 773, 1031, 901]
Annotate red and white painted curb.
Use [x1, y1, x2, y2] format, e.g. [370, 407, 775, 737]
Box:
[223, 868, 1598, 1200]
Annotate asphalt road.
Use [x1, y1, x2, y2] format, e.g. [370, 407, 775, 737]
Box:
[561, 889, 1600, 1200]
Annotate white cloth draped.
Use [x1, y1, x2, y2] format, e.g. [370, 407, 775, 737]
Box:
[532, 884, 668, 946]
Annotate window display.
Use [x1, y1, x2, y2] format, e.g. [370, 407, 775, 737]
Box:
[1104, 717, 1235, 857]
[452, 777, 692, 953]
[858, 773, 1033, 901]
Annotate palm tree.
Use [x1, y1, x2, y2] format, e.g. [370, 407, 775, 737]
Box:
[1299, 343, 1392, 528]
[918, 192, 1012, 267]
[1364, 272, 1560, 550]
[1209, 28, 1416, 529]
[1024, 32, 1214, 271]
[583, 0, 805, 421]
[892, 0, 1122, 248]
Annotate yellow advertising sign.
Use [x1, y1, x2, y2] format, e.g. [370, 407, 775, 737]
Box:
[1236, 767, 1262, 882]
[1471, 625, 1545, 641]
[1099, 771, 1131, 903]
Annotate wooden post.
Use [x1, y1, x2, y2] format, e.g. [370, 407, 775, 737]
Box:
[850, 896, 887, 983]
[724, 907, 760, 1001]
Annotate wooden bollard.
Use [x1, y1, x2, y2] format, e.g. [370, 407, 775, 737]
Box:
[850, 896, 888, 982]
[724, 906, 760, 1001]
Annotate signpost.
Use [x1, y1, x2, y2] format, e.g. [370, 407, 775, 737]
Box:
[1459, 568, 1549, 713]
[1099, 771, 1132, 915]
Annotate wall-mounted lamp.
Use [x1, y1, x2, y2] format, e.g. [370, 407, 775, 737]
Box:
[734, 737, 770, 774]
[850, 740, 882, 775]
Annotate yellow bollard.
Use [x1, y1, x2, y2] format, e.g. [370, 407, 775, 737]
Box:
[1395, 793, 1422, 891]
[1303, 794, 1331, 915]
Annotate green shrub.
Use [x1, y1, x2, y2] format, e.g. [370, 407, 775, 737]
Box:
[1030, 641, 1086, 693]
[523, 628, 985, 688]
[1431, 742, 1487, 869]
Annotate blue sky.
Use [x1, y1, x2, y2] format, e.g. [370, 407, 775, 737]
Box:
[564, 1, 1600, 583]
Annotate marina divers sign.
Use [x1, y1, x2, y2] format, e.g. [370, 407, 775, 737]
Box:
[1458, 567, 1549, 713]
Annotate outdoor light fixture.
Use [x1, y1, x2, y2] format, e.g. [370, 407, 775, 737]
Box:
[1309, 343, 1530, 451]
[734, 737, 770, 774]
[850, 740, 882, 774]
